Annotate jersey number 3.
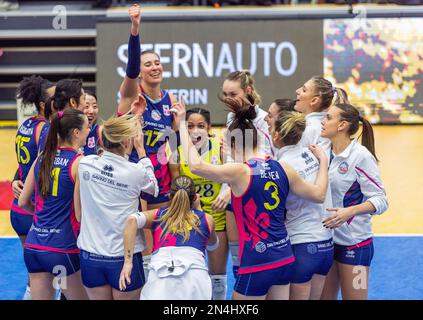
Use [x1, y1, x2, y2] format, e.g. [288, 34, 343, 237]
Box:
[264, 181, 280, 211]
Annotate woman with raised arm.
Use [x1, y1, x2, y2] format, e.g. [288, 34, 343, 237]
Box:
[172, 96, 329, 300]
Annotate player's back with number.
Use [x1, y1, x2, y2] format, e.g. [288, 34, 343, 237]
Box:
[232, 157, 292, 273]
[26, 147, 81, 252]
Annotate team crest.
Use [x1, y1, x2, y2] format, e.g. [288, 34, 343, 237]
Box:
[87, 136, 95, 148]
[162, 105, 170, 116]
[338, 161, 349, 174]
[151, 110, 162, 121]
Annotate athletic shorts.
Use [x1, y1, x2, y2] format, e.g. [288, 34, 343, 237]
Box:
[204, 209, 226, 232]
[80, 250, 145, 291]
[10, 211, 33, 236]
[141, 153, 171, 205]
[334, 238, 374, 267]
[291, 239, 334, 284]
[24, 247, 80, 276]
[234, 262, 295, 296]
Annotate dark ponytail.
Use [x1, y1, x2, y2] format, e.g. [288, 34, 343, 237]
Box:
[336, 103, 378, 161]
[38, 108, 85, 197]
[16, 75, 54, 114]
[53, 78, 84, 111]
[220, 95, 258, 157]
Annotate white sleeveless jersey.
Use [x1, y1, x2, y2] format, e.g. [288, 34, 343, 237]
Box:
[329, 139, 388, 246]
[299, 112, 331, 148]
[276, 144, 333, 245]
[77, 151, 158, 257]
[226, 105, 273, 158]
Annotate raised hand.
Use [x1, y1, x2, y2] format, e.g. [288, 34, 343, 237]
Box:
[308, 144, 327, 163]
[130, 94, 147, 116]
[129, 3, 141, 36]
[171, 95, 187, 129]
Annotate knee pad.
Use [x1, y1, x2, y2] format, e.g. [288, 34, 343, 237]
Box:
[210, 274, 227, 300]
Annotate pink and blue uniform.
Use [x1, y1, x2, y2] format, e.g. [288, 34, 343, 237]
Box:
[231, 157, 295, 296]
[129, 90, 173, 205]
[152, 207, 210, 253]
[37, 121, 50, 154]
[24, 147, 82, 275]
[83, 123, 100, 156]
[10, 116, 47, 236]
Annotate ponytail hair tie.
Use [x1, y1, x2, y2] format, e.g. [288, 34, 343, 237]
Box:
[178, 186, 189, 193]
[58, 111, 64, 119]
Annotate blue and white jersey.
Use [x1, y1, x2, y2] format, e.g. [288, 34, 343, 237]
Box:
[329, 139, 388, 246]
[299, 112, 330, 148]
[77, 151, 158, 257]
[277, 144, 333, 245]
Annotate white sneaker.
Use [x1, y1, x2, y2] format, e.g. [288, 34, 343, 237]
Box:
[22, 286, 32, 300]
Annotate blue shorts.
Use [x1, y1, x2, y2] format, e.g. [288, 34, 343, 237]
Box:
[334, 238, 374, 267]
[10, 211, 33, 236]
[234, 262, 295, 296]
[291, 239, 334, 284]
[80, 250, 145, 291]
[24, 247, 80, 276]
[141, 191, 170, 205]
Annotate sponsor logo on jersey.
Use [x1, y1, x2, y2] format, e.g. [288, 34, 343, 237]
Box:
[301, 151, 314, 165]
[255, 241, 267, 253]
[163, 104, 170, 116]
[151, 109, 162, 121]
[87, 136, 95, 148]
[338, 161, 349, 174]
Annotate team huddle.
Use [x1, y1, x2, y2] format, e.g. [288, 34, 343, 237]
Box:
[10, 4, 388, 301]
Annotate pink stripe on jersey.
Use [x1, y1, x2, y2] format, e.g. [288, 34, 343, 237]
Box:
[239, 255, 295, 275]
[231, 163, 253, 200]
[346, 238, 373, 251]
[68, 154, 82, 184]
[203, 212, 211, 234]
[11, 204, 34, 216]
[347, 217, 354, 225]
[355, 166, 383, 191]
[24, 243, 80, 254]
[34, 121, 44, 147]
[70, 201, 80, 239]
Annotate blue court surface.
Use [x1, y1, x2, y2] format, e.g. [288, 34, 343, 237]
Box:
[0, 236, 422, 300]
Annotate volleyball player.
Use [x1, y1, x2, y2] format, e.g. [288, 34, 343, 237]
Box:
[271, 111, 334, 300]
[11, 75, 55, 299]
[219, 70, 272, 281]
[294, 76, 349, 147]
[38, 78, 86, 153]
[320, 103, 388, 300]
[170, 108, 228, 299]
[119, 175, 218, 300]
[76, 114, 158, 300]
[116, 3, 180, 274]
[82, 91, 102, 155]
[18, 109, 90, 300]
[172, 96, 329, 300]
